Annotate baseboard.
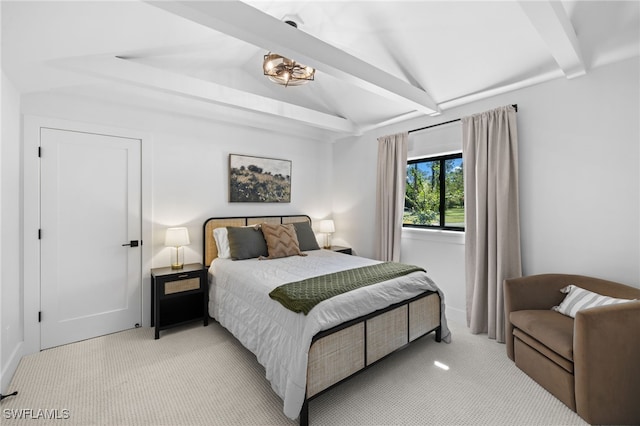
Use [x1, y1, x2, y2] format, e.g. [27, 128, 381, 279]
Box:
[1, 341, 23, 394]
[445, 305, 466, 327]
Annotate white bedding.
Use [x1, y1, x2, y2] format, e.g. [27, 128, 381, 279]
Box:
[208, 249, 450, 420]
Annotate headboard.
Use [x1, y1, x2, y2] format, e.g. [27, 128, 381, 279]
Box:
[202, 215, 312, 267]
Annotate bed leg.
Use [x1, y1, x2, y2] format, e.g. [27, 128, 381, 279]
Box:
[299, 399, 309, 426]
[435, 326, 442, 342]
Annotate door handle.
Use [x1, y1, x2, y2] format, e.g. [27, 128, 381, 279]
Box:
[122, 240, 140, 247]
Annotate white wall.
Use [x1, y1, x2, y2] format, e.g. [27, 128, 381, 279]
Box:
[517, 59, 639, 285]
[21, 93, 334, 270]
[148, 119, 333, 268]
[19, 92, 333, 350]
[1, 70, 24, 393]
[333, 57, 640, 325]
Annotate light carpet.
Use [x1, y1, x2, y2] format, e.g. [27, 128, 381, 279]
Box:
[1, 321, 587, 425]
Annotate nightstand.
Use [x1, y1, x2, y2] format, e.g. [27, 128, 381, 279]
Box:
[329, 245, 352, 255]
[151, 263, 208, 339]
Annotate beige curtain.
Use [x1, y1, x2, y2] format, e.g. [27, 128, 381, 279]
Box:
[462, 105, 522, 342]
[375, 132, 408, 262]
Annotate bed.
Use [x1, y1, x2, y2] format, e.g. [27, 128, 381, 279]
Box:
[203, 215, 450, 425]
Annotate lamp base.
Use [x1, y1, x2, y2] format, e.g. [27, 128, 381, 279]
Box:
[170, 246, 184, 270]
[323, 233, 332, 250]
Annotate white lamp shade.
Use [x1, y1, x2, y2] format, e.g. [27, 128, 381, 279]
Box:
[165, 227, 191, 247]
[318, 219, 335, 234]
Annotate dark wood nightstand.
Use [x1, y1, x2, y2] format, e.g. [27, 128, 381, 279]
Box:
[329, 245, 352, 255]
[151, 263, 208, 339]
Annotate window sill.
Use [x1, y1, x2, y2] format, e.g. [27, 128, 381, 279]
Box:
[401, 227, 465, 245]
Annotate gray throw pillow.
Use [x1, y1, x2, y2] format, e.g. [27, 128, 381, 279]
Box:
[292, 221, 320, 251]
[226, 226, 268, 260]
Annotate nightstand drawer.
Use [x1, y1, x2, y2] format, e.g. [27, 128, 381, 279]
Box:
[165, 277, 200, 295]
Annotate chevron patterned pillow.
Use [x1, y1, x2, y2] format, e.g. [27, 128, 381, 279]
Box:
[260, 223, 307, 259]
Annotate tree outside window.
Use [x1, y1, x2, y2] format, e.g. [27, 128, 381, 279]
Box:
[404, 153, 464, 230]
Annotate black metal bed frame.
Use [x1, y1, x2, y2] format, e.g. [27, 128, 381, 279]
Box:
[299, 290, 441, 426]
[202, 214, 443, 426]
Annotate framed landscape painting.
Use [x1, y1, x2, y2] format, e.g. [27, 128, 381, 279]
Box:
[229, 154, 291, 203]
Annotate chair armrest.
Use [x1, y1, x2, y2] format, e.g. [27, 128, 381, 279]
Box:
[504, 274, 572, 360]
[573, 301, 640, 425]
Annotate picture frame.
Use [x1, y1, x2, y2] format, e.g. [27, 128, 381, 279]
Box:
[228, 154, 292, 203]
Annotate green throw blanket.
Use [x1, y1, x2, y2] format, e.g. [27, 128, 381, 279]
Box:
[269, 262, 425, 315]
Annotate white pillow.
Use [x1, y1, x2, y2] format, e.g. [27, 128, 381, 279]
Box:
[552, 285, 635, 318]
[213, 227, 231, 259]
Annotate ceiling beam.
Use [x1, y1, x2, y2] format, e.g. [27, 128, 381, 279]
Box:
[146, 0, 440, 115]
[518, 0, 586, 79]
[54, 55, 357, 134]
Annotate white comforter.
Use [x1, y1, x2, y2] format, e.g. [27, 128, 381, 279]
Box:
[208, 249, 450, 420]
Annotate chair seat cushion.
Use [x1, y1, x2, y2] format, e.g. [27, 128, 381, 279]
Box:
[510, 310, 574, 362]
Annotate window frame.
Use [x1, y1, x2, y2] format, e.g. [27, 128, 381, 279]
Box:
[403, 152, 464, 232]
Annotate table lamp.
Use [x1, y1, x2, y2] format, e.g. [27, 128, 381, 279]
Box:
[165, 227, 191, 269]
[318, 219, 335, 249]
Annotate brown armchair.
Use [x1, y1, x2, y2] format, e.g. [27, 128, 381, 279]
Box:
[504, 274, 640, 425]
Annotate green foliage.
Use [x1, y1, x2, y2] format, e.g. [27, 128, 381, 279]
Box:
[405, 157, 464, 227]
[445, 160, 464, 209]
[444, 206, 465, 227]
[405, 161, 439, 225]
[403, 210, 438, 225]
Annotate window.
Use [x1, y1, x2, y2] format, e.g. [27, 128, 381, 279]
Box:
[404, 153, 464, 230]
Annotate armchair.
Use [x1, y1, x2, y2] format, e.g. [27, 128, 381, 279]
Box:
[504, 274, 640, 425]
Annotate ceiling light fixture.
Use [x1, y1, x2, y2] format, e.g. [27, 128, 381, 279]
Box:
[263, 21, 315, 87]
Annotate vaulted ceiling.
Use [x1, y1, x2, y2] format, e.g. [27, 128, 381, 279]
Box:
[2, 1, 639, 142]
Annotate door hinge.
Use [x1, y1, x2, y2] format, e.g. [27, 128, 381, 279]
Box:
[38, 229, 41, 239]
[38, 311, 42, 322]
[38, 146, 41, 157]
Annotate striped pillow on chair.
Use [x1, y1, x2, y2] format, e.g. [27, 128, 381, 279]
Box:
[552, 285, 636, 318]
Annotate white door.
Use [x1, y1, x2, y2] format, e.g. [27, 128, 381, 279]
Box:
[40, 128, 142, 349]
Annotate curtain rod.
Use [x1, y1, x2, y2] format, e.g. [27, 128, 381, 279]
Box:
[408, 104, 518, 134]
